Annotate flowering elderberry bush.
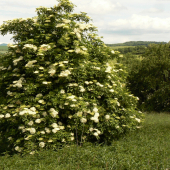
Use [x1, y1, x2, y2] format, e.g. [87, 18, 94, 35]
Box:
[0, 0, 144, 155]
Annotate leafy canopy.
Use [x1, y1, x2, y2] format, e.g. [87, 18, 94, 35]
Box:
[127, 43, 170, 111]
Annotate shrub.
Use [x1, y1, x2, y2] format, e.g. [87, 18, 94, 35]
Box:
[0, 0, 144, 155]
[127, 43, 170, 112]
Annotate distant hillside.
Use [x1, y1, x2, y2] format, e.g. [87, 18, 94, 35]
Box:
[0, 43, 7, 46]
[106, 41, 167, 47]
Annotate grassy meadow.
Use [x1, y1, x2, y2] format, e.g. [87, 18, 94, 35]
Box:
[0, 46, 8, 54]
[0, 112, 170, 170]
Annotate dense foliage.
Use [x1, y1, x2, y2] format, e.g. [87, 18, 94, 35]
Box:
[127, 43, 170, 111]
[0, 0, 144, 155]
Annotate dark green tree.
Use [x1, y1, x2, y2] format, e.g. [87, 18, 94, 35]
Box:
[127, 43, 170, 111]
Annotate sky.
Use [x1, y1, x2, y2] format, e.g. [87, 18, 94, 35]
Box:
[0, 0, 170, 44]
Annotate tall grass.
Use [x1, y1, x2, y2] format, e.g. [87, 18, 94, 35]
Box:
[0, 112, 170, 170]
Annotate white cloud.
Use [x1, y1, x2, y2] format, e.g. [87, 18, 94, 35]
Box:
[108, 14, 170, 31]
[141, 8, 164, 14]
[72, 0, 127, 15]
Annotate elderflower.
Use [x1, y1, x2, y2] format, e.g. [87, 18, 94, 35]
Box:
[28, 121, 34, 126]
[135, 118, 141, 123]
[39, 142, 45, 148]
[81, 118, 87, 123]
[5, 113, 11, 118]
[0, 114, 4, 118]
[35, 119, 41, 123]
[105, 115, 110, 120]
[49, 108, 58, 118]
[29, 128, 36, 134]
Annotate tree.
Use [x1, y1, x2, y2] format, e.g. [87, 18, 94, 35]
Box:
[0, 0, 144, 155]
[127, 43, 170, 112]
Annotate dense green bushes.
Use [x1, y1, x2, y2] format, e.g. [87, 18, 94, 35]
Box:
[0, 0, 144, 155]
[127, 43, 170, 112]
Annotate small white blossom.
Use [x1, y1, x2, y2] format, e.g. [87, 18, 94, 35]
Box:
[93, 107, 98, 113]
[13, 56, 23, 66]
[23, 44, 37, 51]
[93, 132, 98, 137]
[45, 127, 51, 133]
[81, 118, 87, 123]
[25, 60, 37, 67]
[135, 118, 141, 123]
[76, 111, 82, 117]
[39, 142, 45, 148]
[70, 137, 74, 141]
[28, 121, 34, 126]
[34, 70, 39, 74]
[30, 151, 35, 155]
[35, 119, 41, 123]
[51, 123, 58, 128]
[30, 128, 36, 134]
[52, 128, 60, 133]
[49, 108, 58, 118]
[60, 89, 65, 94]
[109, 89, 114, 93]
[38, 100, 45, 104]
[48, 68, 56, 76]
[59, 70, 71, 77]
[5, 113, 11, 118]
[0, 114, 4, 118]
[105, 115, 110, 120]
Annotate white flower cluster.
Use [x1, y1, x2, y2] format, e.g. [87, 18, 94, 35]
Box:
[0, 114, 4, 118]
[105, 115, 110, 120]
[39, 44, 51, 51]
[27, 127, 36, 134]
[79, 85, 85, 92]
[68, 83, 78, 87]
[19, 107, 36, 116]
[50, 123, 65, 133]
[89, 128, 101, 137]
[7, 91, 13, 96]
[8, 44, 18, 48]
[105, 63, 112, 73]
[23, 44, 37, 51]
[74, 28, 81, 40]
[76, 23, 94, 30]
[13, 56, 23, 66]
[84, 81, 93, 85]
[25, 60, 37, 68]
[15, 146, 22, 152]
[62, 19, 71, 24]
[67, 95, 76, 100]
[80, 117, 87, 123]
[90, 107, 100, 123]
[92, 66, 100, 70]
[39, 142, 45, 148]
[36, 93, 43, 98]
[48, 67, 56, 76]
[49, 108, 58, 118]
[59, 70, 71, 77]
[12, 77, 25, 88]
[0, 66, 7, 71]
[96, 82, 104, 87]
[135, 118, 141, 123]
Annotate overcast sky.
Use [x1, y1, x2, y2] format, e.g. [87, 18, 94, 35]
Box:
[0, 0, 170, 44]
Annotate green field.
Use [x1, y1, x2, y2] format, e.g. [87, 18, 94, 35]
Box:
[0, 46, 8, 54]
[1, 112, 170, 170]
